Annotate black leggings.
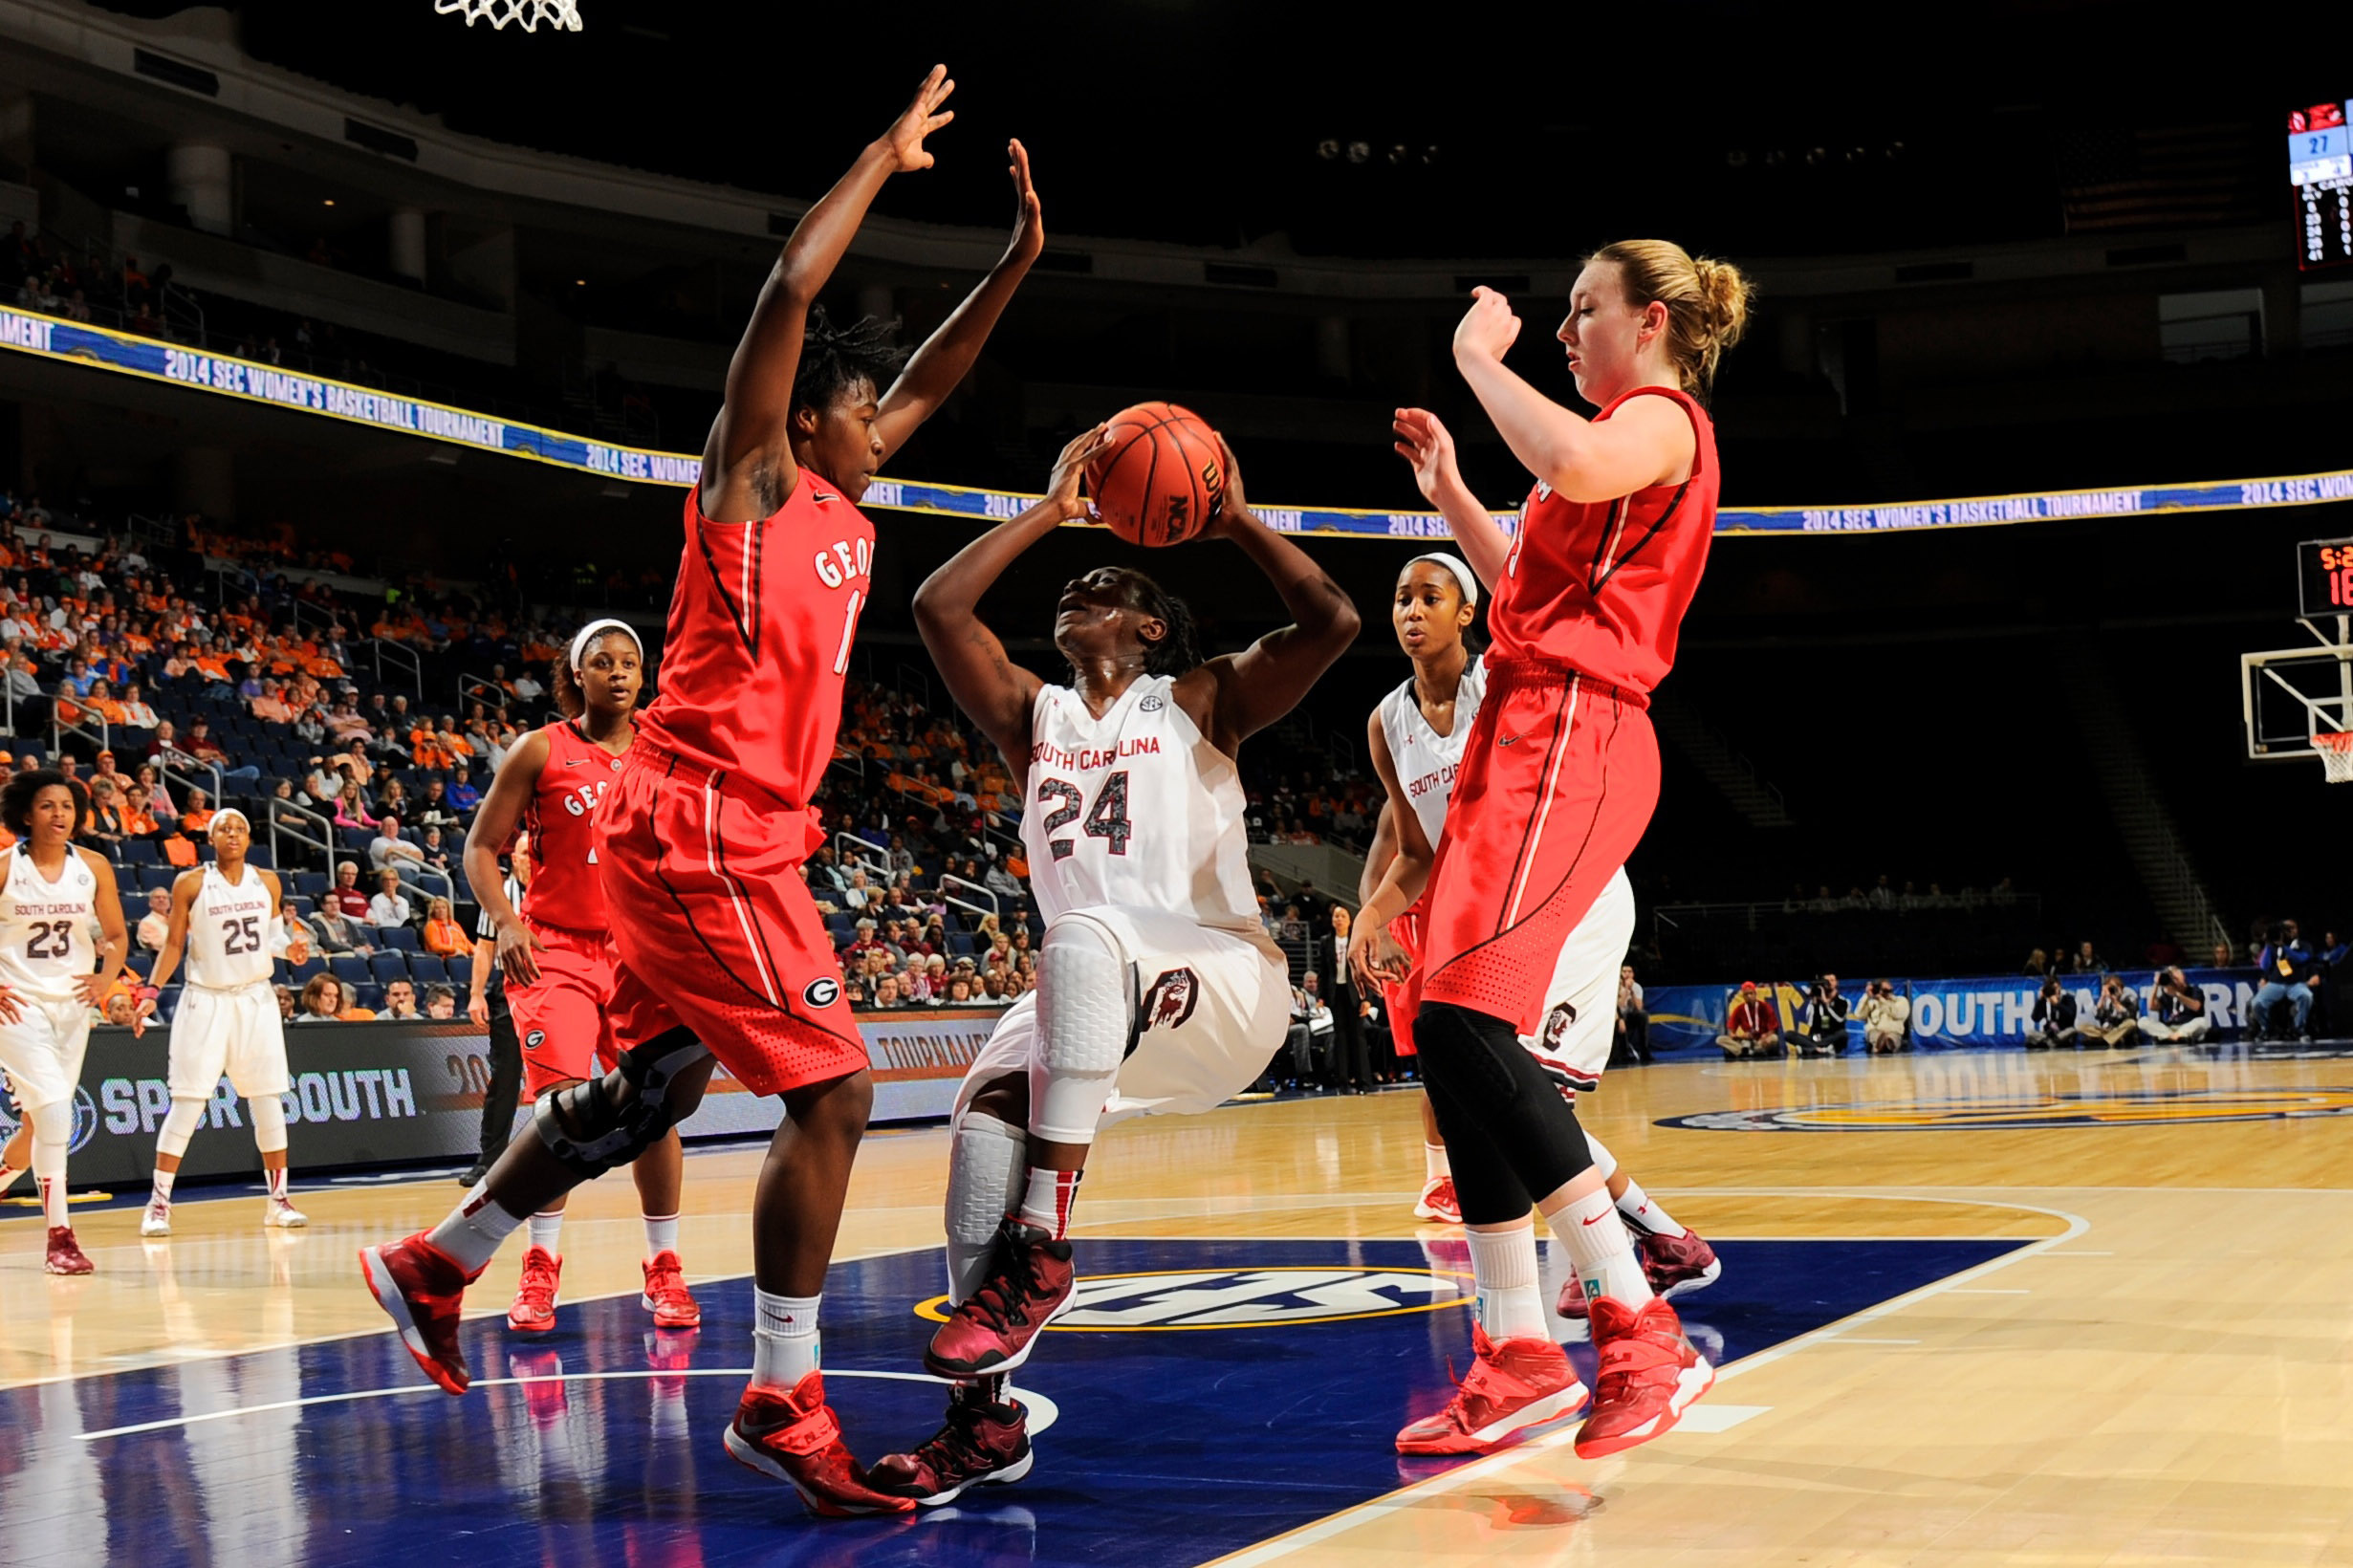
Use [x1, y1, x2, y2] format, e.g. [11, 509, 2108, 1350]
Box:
[1415, 1001, 1595, 1226]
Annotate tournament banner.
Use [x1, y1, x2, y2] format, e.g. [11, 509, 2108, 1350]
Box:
[4, 303, 2350, 540]
[685, 1007, 1001, 1137]
[1645, 969, 2262, 1053]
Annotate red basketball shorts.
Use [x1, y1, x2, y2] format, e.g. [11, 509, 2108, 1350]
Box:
[510, 923, 621, 1098]
[1382, 904, 1425, 1057]
[1411, 660, 1659, 1038]
[598, 747, 868, 1098]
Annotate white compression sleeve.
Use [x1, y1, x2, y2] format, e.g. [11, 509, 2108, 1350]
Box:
[1029, 921, 1130, 1146]
[249, 1091, 289, 1155]
[156, 1098, 207, 1161]
[944, 1109, 1028, 1301]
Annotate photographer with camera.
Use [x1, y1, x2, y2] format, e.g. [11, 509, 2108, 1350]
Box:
[2027, 975, 2075, 1050]
[1717, 980, 1783, 1059]
[1796, 972, 1851, 1057]
[2139, 967, 2211, 1044]
[2075, 972, 2142, 1050]
[2251, 920, 2316, 1041]
[1858, 978, 1910, 1054]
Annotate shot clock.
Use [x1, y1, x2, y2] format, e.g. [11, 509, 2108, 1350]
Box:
[2298, 537, 2353, 616]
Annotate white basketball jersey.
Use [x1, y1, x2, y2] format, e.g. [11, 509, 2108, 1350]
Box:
[1020, 674, 1261, 936]
[1378, 656, 1487, 850]
[185, 862, 274, 990]
[0, 846, 98, 1003]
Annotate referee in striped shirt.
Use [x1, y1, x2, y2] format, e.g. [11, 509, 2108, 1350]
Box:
[460, 854, 528, 1186]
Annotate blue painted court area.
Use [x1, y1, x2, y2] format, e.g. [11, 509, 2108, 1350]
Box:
[4, 1235, 2016, 1568]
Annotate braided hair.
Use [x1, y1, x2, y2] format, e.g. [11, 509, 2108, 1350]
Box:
[1106, 569, 1204, 677]
[792, 307, 907, 417]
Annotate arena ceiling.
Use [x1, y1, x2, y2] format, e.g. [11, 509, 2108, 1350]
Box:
[91, 1, 2318, 261]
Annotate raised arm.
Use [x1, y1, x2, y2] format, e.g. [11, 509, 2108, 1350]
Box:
[872, 140, 1043, 463]
[911, 426, 1102, 774]
[702, 67, 957, 523]
[1391, 408, 1510, 592]
[463, 729, 548, 987]
[1450, 288, 1694, 502]
[1183, 439, 1362, 753]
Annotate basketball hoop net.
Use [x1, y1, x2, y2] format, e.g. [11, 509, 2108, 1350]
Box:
[2316, 730, 2353, 783]
[433, 0, 581, 32]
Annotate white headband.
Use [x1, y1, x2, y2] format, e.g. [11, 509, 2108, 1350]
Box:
[569, 618, 642, 674]
[1403, 552, 1479, 607]
[207, 808, 250, 835]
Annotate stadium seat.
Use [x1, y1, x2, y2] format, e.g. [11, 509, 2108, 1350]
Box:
[409, 955, 448, 985]
[447, 954, 472, 989]
[141, 867, 178, 892]
[369, 951, 410, 985]
[330, 955, 370, 987]
[355, 984, 383, 1013]
[288, 956, 326, 986]
[294, 872, 329, 899]
[248, 844, 274, 869]
[125, 949, 155, 979]
[380, 926, 422, 952]
[120, 839, 160, 865]
[155, 986, 182, 1026]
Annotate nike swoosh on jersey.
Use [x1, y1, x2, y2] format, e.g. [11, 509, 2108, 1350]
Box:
[563, 759, 587, 767]
[1499, 734, 1523, 747]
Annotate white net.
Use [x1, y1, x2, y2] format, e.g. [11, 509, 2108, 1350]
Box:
[2317, 731, 2353, 784]
[433, 0, 581, 31]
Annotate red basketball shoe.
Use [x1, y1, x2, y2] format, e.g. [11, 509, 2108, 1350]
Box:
[924, 1220, 1076, 1380]
[1573, 1296, 1715, 1458]
[1413, 1177, 1463, 1224]
[641, 1250, 702, 1328]
[359, 1232, 483, 1395]
[44, 1226, 93, 1275]
[507, 1245, 561, 1334]
[722, 1371, 915, 1516]
[1395, 1326, 1588, 1454]
[869, 1390, 1035, 1505]
[1640, 1228, 1722, 1300]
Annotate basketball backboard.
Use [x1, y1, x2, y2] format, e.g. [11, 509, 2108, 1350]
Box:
[2242, 617, 2353, 761]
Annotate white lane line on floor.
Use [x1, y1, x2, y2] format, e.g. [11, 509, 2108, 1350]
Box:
[1673, 1403, 1770, 1433]
[1945, 1288, 2029, 1294]
[1822, 1337, 1921, 1345]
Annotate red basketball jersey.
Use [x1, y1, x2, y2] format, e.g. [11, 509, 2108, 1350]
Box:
[1490, 386, 1719, 692]
[522, 718, 627, 932]
[636, 473, 873, 807]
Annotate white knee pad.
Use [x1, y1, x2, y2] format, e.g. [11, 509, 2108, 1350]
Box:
[249, 1092, 289, 1156]
[157, 1098, 207, 1161]
[1584, 1130, 1619, 1182]
[1031, 920, 1133, 1145]
[944, 1109, 1027, 1300]
[27, 1100, 70, 1178]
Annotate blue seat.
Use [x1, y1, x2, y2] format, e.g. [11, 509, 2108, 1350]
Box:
[155, 985, 183, 1026]
[141, 866, 178, 891]
[247, 844, 274, 870]
[294, 872, 329, 899]
[409, 955, 448, 986]
[125, 949, 155, 979]
[369, 951, 409, 985]
[120, 839, 160, 865]
[447, 954, 473, 989]
[380, 926, 421, 953]
[947, 932, 977, 957]
[288, 956, 326, 986]
[355, 984, 383, 1012]
[338, 827, 374, 852]
[329, 954, 370, 986]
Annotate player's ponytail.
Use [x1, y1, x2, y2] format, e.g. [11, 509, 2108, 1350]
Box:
[1109, 569, 1204, 677]
[1588, 239, 1754, 398]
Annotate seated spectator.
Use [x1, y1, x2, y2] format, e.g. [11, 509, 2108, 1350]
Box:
[306, 903, 372, 956]
[296, 973, 361, 1021]
[446, 764, 481, 813]
[418, 824, 453, 875]
[334, 781, 379, 832]
[329, 860, 372, 920]
[136, 886, 173, 951]
[2027, 977, 2075, 1050]
[2019, 947, 2050, 977]
[841, 868, 873, 910]
[1797, 974, 1850, 1057]
[180, 789, 216, 835]
[424, 983, 458, 1020]
[1285, 973, 1336, 1086]
[984, 859, 1022, 902]
[80, 777, 127, 851]
[1859, 979, 1910, 1054]
[2251, 921, 2316, 1040]
[182, 718, 229, 768]
[368, 869, 413, 928]
[2210, 941, 2235, 970]
[250, 678, 294, 724]
[415, 778, 459, 831]
[379, 979, 423, 1020]
[274, 984, 295, 1022]
[370, 815, 425, 874]
[1614, 964, 1650, 1066]
[1717, 981, 1782, 1059]
[2075, 973, 2141, 1050]
[2067, 939, 2106, 974]
[120, 783, 160, 839]
[422, 897, 467, 957]
[869, 974, 906, 1010]
[2141, 968, 2211, 1044]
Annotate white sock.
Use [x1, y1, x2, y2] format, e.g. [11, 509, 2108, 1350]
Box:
[643, 1213, 679, 1260]
[528, 1211, 564, 1254]
[149, 1168, 177, 1207]
[1546, 1187, 1655, 1309]
[1465, 1221, 1550, 1341]
[1424, 1143, 1451, 1184]
[265, 1165, 291, 1204]
[1616, 1178, 1686, 1238]
[752, 1289, 821, 1391]
[426, 1183, 528, 1273]
[38, 1174, 66, 1228]
[1016, 1166, 1080, 1240]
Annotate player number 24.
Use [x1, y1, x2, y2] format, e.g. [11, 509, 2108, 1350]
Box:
[1036, 772, 1132, 860]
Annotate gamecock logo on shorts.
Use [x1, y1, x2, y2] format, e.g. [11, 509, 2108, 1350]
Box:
[1540, 1001, 1578, 1052]
[1139, 968, 1199, 1032]
[802, 977, 842, 1010]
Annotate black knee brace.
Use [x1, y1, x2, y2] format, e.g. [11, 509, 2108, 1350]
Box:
[1424, 1076, 1534, 1226]
[534, 1028, 710, 1178]
[1414, 1002, 1594, 1200]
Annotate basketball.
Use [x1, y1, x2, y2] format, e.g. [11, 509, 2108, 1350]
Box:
[1085, 402, 1226, 547]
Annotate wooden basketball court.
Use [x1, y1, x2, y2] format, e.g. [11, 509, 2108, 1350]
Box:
[3, 1044, 2347, 1565]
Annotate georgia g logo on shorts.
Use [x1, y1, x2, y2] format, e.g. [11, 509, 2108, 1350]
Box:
[524, 1030, 547, 1051]
[1140, 968, 1199, 1032]
[802, 976, 842, 1010]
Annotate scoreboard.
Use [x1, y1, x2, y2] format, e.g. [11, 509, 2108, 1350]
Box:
[2291, 100, 2353, 270]
[2299, 537, 2353, 616]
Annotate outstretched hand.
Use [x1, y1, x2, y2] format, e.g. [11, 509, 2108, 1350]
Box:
[881, 65, 956, 173]
[1452, 285, 1521, 363]
[1005, 139, 1043, 265]
[1047, 424, 1108, 520]
[1392, 407, 1462, 503]
[1199, 434, 1251, 540]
